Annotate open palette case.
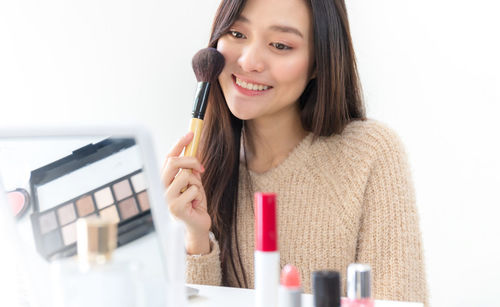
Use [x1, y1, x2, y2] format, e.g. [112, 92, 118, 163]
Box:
[29, 138, 153, 259]
[0, 125, 189, 307]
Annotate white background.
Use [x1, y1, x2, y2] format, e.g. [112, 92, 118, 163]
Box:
[1, 1, 499, 306]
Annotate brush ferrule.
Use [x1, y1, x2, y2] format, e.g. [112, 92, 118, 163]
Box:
[192, 82, 210, 119]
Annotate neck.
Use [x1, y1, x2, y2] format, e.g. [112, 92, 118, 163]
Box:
[244, 105, 308, 173]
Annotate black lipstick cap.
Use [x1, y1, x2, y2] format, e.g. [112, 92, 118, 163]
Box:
[312, 271, 341, 307]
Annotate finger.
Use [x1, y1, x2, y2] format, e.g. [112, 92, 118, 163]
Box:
[168, 185, 199, 219]
[170, 156, 204, 173]
[187, 171, 203, 189]
[167, 169, 201, 198]
[166, 132, 194, 161]
[177, 185, 199, 208]
[161, 157, 204, 188]
[192, 170, 202, 181]
[180, 170, 202, 193]
[166, 170, 190, 200]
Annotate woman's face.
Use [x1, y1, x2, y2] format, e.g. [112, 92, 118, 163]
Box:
[217, 0, 314, 122]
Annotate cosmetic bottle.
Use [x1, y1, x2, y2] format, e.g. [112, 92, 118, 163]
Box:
[312, 270, 341, 307]
[254, 192, 279, 307]
[51, 217, 143, 307]
[343, 264, 374, 307]
[279, 264, 302, 307]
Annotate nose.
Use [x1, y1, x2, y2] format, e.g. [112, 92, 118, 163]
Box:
[237, 43, 265, 73]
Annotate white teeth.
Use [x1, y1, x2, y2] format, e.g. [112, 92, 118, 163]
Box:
[235, 77, 270, 91]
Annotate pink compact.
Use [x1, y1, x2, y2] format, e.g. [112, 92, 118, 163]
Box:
[7, 188, 31, 219]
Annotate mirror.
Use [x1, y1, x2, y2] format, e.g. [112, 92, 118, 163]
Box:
[0, 132, 177, 307]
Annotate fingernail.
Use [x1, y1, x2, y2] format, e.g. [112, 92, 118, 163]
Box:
[201, 165, 205, 172]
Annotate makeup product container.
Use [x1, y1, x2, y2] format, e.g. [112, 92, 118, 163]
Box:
[29, 138, 154, 260]
[7, 188, 30, 219]
[343, 264, 374, 307]
[312, 270, 341, 307]
[51, 217, 143, 307]
[279, 264, 302, 307]
[254, 192, 279, 307]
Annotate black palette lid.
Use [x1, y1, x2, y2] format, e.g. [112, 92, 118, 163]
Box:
[29, 137, 136, 210]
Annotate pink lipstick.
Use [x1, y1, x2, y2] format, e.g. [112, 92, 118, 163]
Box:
[279, 264, 302, 307]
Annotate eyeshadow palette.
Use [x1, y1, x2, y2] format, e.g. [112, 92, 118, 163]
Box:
[28, 138, 154, 260]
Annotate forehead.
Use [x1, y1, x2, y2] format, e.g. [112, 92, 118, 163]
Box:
[237, 0, 312, 36]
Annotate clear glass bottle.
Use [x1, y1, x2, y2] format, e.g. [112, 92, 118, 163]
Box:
[51, 217, 143, 307]
[342, 263, 374, 307]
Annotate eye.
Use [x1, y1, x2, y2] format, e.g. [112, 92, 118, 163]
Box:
[271, 42, 292, 51]
[229, 30, 246, 39]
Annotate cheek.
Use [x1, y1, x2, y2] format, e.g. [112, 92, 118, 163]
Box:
[216, 38, 238, 69]
[216, 38, 239, 86]
[216, 39, 233, 93]
[273, 55, 310, 87]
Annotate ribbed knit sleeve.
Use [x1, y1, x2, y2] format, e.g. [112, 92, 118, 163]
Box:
[185, 233, 222, 286]
[355, 124, 428, 305]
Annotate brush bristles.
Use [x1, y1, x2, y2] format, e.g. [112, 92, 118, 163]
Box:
[192, 47, 226, 83]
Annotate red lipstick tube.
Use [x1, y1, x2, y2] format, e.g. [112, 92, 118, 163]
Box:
[254, 192, 279, 307]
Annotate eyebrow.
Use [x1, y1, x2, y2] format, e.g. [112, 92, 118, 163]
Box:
[237, 15, 304, 39]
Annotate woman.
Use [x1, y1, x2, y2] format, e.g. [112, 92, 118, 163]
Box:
[163, 0, 428, 304]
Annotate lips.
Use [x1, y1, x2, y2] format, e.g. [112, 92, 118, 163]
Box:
[232, 74, 273, 96]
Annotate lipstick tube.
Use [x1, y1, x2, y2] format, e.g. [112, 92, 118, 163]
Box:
[279, 264, 302, 307]
[254, 192, 279, 307]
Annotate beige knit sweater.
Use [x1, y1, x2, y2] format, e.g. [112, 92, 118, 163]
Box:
[186, 119, 428, 305]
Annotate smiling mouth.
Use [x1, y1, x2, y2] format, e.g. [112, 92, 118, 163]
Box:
[233, 75, 273, 91]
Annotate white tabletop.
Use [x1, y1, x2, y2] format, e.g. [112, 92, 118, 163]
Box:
[187, 284, 424, 307]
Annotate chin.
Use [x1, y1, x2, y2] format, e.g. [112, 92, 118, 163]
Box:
[229, 110, 255, 121]
[227, 103, 259, 121]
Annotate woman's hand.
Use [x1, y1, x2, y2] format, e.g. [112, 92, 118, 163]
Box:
[162, 132, 211, 255]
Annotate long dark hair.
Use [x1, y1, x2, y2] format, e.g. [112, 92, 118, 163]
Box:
[199, 0, 365, 287]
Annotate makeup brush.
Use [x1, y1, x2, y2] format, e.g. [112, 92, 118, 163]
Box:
[181, 47, 225, 192]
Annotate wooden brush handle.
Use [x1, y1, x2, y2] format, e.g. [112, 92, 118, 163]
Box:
[181, 118, 204, 193]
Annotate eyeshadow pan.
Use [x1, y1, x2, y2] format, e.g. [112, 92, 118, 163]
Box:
[131, 172, 147, 192]
[61, 222, 77, 245]
[76, 195, 95, 217]
[137, 191, 150, 211]
[113, 180, 133, 201]
[118, 197, 139, 220]
[42, 230, 63, 254]
[39, 211, 58, 234]
[94, 187, 114, 209]
[57, 203, 76, 226]
[99, 205, 120, 223]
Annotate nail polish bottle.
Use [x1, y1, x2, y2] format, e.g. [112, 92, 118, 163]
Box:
[343, 264, 374, 307]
